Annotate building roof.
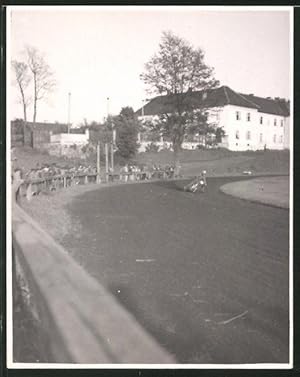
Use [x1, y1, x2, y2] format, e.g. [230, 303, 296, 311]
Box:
[240, 93, 290, 116]
[136, 86, 290, 117]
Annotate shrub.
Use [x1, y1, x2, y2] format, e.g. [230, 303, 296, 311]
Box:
[145, 142, 159, 153]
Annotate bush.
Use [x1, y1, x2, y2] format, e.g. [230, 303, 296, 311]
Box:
[81, 145, 88, 154]
[145, 142, 160, 153]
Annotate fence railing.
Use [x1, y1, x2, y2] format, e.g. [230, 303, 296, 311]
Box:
[11, 178, 175, 363]
[16, 169, 176, 201]
[18, 173, 100, 200]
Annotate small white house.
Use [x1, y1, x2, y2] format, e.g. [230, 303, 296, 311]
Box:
[50, 129, 90, 146]
[135, 86, 290, 151]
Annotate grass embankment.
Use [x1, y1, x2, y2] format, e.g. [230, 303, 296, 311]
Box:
[137, 149, 290, 177]
[220, 176, 289, 209]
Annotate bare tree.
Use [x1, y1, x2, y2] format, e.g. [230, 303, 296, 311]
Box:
[11, 60, 31, 122]
[25, 46, 56, 124]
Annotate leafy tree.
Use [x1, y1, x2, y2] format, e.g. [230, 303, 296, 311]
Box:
[140, 31, 219, 172]
[25, 46, 56, 124]
[114, 107, 140, 159]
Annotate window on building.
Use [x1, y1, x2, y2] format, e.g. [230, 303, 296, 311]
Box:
[260, 133, 263, 143]
[247, 113, 251, 121]
[280, 119, 284, 127]
[235, 130, 240, 139]
[236, 111, 241, 121]
[274, 118, 277, 126]
[273, 134, 277, 143]
[260, 116, 263, 125]
[280, 135, 283, 143]
[246, 131, 251, 140]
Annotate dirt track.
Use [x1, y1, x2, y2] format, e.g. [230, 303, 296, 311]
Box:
[63, 177, 289, 364]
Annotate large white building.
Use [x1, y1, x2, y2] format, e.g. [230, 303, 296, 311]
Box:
[136, 86, 290, 151]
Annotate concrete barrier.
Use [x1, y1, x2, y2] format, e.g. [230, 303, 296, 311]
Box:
[11, 201, 175, 364]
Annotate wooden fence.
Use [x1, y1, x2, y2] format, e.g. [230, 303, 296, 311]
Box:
[16, 169, 175, 202]
[11, 175, 175, 364]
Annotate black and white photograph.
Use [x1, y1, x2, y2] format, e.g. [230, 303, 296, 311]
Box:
[6, 5, 293, 368]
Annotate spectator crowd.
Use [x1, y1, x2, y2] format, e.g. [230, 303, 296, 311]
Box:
[23, 163, 97, 181]
[119, 164, 175, 181]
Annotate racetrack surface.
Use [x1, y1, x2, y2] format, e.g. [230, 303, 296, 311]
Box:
[64, 177, 289, 364]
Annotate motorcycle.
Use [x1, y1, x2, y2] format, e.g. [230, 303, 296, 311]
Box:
[184, 171, 207, 193]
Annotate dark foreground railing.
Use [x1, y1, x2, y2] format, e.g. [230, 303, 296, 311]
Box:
[11, 177, 175, 364]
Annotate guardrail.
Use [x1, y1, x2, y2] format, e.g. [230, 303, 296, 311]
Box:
[16, 170, 175, 201]
[11, 177, 175, 364]
[18, 173, 100, 201]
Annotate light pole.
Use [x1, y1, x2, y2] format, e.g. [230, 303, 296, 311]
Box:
[67, 92, 71, 133]
[106, 97, 110, 120]
[107, 96, 115, 173]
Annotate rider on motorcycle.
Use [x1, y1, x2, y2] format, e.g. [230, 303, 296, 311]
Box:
[184, 170, 207, 193]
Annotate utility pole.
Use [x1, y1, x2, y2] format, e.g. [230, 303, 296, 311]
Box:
[107, 96, 115, 173]
[67, 92, 71, 133]
[110, 142, 114, 173]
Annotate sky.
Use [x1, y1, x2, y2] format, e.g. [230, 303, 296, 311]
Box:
[8, 6, 292, 126]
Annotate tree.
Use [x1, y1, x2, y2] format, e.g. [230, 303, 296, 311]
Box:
[25, 46, 56, 124]
[114, 107, 140, 159]
[11, 60, 31, 122]
[140, 31, 219, 172]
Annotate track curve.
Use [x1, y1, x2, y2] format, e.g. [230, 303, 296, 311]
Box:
[64, 177, 289, 364]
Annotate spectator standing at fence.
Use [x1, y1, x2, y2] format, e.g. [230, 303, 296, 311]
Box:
[12, 169, 23, 202]
[122, 164, 128, 182]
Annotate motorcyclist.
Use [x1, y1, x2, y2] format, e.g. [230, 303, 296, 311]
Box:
[200, 170, 207, 187]
[184, 170, 207, 193]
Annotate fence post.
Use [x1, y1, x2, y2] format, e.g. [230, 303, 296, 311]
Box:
[105, 143, 109, 183]
[63, 176, 67, 188]
[84, 175, 88, 185]
[96, 142, 101, 183]
[111, 142, 114, 173]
